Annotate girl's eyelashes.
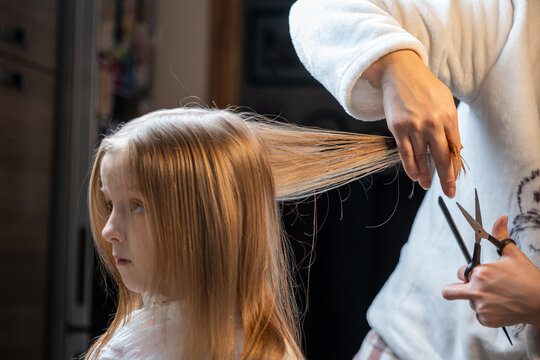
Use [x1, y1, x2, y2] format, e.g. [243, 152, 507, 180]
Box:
[106, 201, 113, 213]
[131, 200, 144, 214]
[103, 198, 143, 215]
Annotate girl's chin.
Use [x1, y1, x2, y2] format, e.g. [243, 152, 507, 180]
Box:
[124, 284, 147, 294]
[121, 277, 149, 294]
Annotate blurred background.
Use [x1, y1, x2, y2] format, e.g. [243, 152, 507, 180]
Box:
[0, 0, 425, 359]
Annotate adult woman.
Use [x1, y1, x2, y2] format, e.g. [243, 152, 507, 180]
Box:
[290, 1, 540, 358]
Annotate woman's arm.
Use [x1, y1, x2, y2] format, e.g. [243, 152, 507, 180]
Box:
[289, 0, 514, 117]
[289, 0, 514, 196]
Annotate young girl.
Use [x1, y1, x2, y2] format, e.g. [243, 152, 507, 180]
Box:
[85, 107, 447, 359]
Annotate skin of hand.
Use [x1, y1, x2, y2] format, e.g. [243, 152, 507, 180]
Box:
[442, 215, 540, 328]
[362, 50, 462, 198]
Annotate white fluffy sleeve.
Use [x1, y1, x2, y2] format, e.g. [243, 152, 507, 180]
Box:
[289, 0, 513, 120]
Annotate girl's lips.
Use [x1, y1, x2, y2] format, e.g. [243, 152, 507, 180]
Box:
[113, 255, 131, 266]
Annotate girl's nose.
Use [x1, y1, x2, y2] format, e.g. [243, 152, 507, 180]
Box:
[102, 211, 124, 243]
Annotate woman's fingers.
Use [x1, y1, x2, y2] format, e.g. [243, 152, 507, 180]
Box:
[428, 130, 456, 197]
[442, 282, 469, 300]
[373, 50, 461, 196]
[457, 265, 467, 281]
[394, 136, 419, 181]
[409, 134, 431, 189]
[444, 113, 462, 178]
[392, 115, 457, 196]
[444, 215, 540, 328]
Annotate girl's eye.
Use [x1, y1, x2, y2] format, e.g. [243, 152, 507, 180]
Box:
[132, 201, 144, 214]
[106, 201, 113, 213]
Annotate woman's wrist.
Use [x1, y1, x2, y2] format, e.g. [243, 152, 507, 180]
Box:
[362, 49, 422, 89]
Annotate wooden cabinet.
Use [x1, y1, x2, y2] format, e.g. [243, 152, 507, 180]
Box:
[0, 0, 57, 70]
[0, 1, 57, 358]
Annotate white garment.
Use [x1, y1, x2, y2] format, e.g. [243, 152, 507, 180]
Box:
[95, 295, 185, 360]
[290, 1, 540, 359]
[91, 294, 299, 359]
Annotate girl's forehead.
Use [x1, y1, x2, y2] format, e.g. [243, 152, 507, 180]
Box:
[100, 151, 134, 189]
[101, 150, 128, 171]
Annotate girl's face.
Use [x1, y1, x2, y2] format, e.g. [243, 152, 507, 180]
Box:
[99, 152, 155, 293]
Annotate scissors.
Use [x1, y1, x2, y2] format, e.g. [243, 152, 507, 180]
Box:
[438, 189, 515, 346]
[456, 189, 516, 282]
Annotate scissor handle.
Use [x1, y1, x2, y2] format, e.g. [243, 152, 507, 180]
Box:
[495, 238, 516, 256]
[464, 242, 481, 282]
[438, 196, 471, 262]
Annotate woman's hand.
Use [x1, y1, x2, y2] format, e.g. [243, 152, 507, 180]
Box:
[363, 50, 461, 198]
[442, 216, 540, 328]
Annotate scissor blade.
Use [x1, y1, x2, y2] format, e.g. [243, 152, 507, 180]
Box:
[456, 202, 489, 239]
[474, 188, 482, 227]
[474, 189, 482, 243]
[502, 327, 513, 346]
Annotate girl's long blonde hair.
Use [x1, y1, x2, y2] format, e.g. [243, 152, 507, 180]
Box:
[86, 107, 460, 359]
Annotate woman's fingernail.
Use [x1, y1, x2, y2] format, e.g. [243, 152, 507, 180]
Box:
[420, 180, 431, 190]
[447, 186, 456, 198]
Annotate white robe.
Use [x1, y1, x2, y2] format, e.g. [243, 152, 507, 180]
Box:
[90, 294, 298, 359]
[92, 295, 185, 360]
[290, 0, 540, 359]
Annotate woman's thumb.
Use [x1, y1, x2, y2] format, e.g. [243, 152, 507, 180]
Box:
[492, 215, 510, 239]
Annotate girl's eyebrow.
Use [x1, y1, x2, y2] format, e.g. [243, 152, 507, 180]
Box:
[126, 191, 145, 201]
